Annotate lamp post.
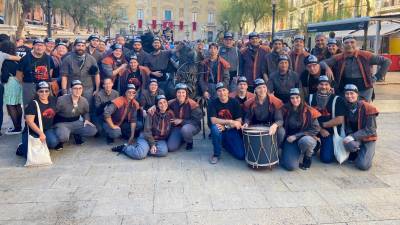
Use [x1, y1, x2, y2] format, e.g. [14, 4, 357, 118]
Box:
[271, 0, 277, 40]
[46, 0, 52, 37]
[223, 20, 228, 32]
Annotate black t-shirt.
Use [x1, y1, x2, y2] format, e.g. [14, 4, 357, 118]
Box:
[25, 97, 57, 133]
[208, 98, 242, 120]
[16, 46, 31, 58]
[18, 52, 55, 83]
[308, 94, 346, 134]
[300, 69, 326, 95]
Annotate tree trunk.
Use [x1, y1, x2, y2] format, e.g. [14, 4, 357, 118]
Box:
[16, 11, 28, 39]
[253, 19, 257, 32]
[366, 0, 371, 16]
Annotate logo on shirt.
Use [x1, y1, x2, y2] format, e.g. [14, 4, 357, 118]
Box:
[34, 65, 49, 81]
[42, 108, 56, 119]
[218, 109, 233, 120]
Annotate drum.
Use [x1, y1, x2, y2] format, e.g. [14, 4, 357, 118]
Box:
[242, 126, 279, 168]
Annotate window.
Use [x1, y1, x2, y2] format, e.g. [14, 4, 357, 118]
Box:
[137, 9, 144, 20]
[118, 8, 127, 21]
[192, 12, 198, 22]
[152, 7, 157, 17]
[179, 8, 184, 18]
[289, 15, 293, 29]
[165, 10, 172, 20]
[208, 12, 214, 23]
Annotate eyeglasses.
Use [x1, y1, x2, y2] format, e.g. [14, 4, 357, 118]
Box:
[38, 90, 49, 93]
[127, 90, 137, 94]
[72, 87, 83, 90]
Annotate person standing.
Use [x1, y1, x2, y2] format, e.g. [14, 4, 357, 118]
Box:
[311, 33, 330, 61]
[219, 32, 240, 91]
[86, 34, 103, 62]
[289, 34, 309, 76]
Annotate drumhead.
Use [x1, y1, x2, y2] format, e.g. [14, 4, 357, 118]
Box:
[243, 126, 270, 134]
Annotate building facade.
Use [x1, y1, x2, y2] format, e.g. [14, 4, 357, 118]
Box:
[112, 0, 222, 41]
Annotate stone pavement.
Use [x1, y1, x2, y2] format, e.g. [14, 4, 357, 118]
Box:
[1, 78, 400, 225]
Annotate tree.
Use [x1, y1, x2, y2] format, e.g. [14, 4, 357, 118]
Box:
[16, 0, 37, 39]
[218, 0, 249, 37]
[244, 0, 269, 31]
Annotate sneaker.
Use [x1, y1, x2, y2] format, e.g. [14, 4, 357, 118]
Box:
[15, 143, 24, 156]
[186, 142, 193, 151]
[111, 144, 126, 153]
[74, 134, 84, 145]
[106, 136, 114, 144]
[6, 128, 22, 135]
[54, 143, 63, 151]
[301, 156, 312, 170]
[209, 155, 219, 164]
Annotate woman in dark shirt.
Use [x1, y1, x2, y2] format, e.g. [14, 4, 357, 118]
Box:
[281, 88, 321, 171]
[1, 41, 23, 134]
[16, 82, 60, 157]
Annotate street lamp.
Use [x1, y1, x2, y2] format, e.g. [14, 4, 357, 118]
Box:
[47, 0, 52, 37]
[223, 21, 228, 32]
[271, 0, 277, 40]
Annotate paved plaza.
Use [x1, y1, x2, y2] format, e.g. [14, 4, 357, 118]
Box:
[0, 76, 400, 225]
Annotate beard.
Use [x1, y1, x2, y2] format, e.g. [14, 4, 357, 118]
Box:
[75, 49, 85, 56]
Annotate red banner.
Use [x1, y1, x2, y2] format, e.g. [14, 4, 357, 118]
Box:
[162, 21, 174, 29]
[152, 20, 157, 29]
[138, 19, 143, 29]
[192, 22, 197, 31]
[179, 21, 184, 31]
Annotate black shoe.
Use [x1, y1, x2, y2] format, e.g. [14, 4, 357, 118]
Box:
[301, 156, 312, 170]
[111, 144, 126, 153]
[74, 134, 84, 145]
[54, 143, 63, 151]
[186, 142, 193, 151]
[94, 132, 101, 138]
[106, 136, 114, 144]
[16, 143, 23, 156]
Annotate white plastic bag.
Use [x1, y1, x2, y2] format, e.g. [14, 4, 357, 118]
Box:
[25, 100, 52, 167]
[332, 96, 349, 164]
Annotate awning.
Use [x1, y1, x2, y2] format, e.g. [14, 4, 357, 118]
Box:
[307, 17, 370, 32]
[350, 22, 400, 37]
[331, 30, 354, 38]
[275, 29, 299, 37]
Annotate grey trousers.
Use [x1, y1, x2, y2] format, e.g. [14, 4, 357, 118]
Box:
[55, 120, 98, 143]
[103, 121, 144, 139]
[281, 135, 317, 171]
[347, 141, 376, 171]
[122, 136, 168, 160]
[298, 136, 317, 157]
[167, 124, 200, 152]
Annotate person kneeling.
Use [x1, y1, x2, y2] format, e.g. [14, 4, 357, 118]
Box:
[343, 84, 378, 171]
[16, 82, 60, 156]
[208, 82, 245, 164]
[167, 83, 202, 151]
[281, 88, 321, 171]
[112, 95, 174, 160]
[103, 84, 140, 144]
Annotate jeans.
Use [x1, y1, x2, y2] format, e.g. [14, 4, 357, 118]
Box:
[20, 127, 59, 157]
[281, 136, 317, 171]
[167, 124, 200, 151]
[55, 120, 97, 143]
[320, 135, 335, 163]
[0, 83, 3, 131]
[210, 124, 245, 160]
[350, 141, 376, 171]
[122, 136, 168, 160]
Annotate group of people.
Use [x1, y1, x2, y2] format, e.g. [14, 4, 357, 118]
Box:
[0, 30, 390, 171]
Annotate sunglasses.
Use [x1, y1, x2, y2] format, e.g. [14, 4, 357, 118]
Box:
[38, 89, 50, 93]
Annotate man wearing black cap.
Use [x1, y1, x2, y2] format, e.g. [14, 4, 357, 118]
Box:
[267, 55, 301, 103]
[243, 78, 285, 147]
[307, 75, 346, 164]
[310, 33, 330, 61]
[16, 81, 60, 156]
[326, 38, 341, 58]
[219, 32, 240, 91]
[60, 38, 100, 114]
[265, 36, 292, 77]
[147, 37, 173, 92]
[44, 37, 55, 55]
[103, 83, 140, 144]
[228, 76, 255, 111]
[54, 80, 97, 146]
[343, 84, 378, 170]
[16, 38, 55, 108]
[93, 78, 119, 134]
[239, 32, 270, 91]
[86, 34, 103, 62]
[139, 78, 165, 111]
[200, 42, 230, 101]
[300, 55, 329, 96]
[167, 83, 202, 151]
[289, 34, 310, 76]
[320, 35, 391, 101]
[208, 82, 245, 164]
[126, 38, 151, 67]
